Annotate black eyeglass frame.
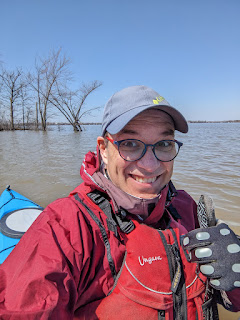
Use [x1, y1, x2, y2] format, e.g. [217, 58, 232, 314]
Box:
[106, 137, 183, 162]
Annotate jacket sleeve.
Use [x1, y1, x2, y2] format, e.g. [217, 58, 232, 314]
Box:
[0, 197, 90, 319]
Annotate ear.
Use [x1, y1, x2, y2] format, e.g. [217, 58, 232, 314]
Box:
[97, 136, 108, 165]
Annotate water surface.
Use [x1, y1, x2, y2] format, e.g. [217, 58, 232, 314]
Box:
[1, 123, 239, 227]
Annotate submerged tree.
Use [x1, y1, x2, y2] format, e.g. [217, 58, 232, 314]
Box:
[18, 84, 33, 129]
[50, 80, 102, 131]
[0, 49, 103, 131]
[0, 68, 24, 130]
[28, 48, 71, 131]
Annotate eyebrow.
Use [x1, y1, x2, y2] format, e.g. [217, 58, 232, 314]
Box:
[163, 129, 175, 136]
[120, 128, 137, 135]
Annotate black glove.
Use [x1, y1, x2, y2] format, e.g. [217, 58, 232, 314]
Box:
[182, 223, 240, 292]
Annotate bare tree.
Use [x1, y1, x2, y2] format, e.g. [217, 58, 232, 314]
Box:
[0, 67, 24, 130]
[50, 80, 102, 131]
[18, 84, 33, 129]
[28, 48, 71, 131]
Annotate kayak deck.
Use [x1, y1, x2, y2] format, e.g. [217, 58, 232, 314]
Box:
[0, 186, 43, 263]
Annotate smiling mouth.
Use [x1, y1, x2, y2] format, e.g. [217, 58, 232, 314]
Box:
[131, 175, 158, 183]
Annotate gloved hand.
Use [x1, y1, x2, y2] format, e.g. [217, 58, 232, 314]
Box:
[182, 223, 240, 292]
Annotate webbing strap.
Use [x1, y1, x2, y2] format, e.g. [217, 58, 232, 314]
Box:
[88, 192, 119, 235]
[200, 284, 220, 320]
[158, 230, 187, 320]
[170, 228, 188, 320]
[158, 231, 178, 319]
[168, 204, 182, 221]
[74, 194, 117, 280]
[88, 191, 135, 234]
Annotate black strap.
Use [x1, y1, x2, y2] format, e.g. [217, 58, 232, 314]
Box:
[88, 191, 135, 234]
[166, 180, 178, 205]
[158, 229, 187, 320]
[170, 228, 187, 320]
[158, 231, 178, 319]
[202, 295, 219, 320]
[168, 204, 182, 221]
[74, 193, 117, 280]
[165, 181, 181, 222]
[87, 191, 119, 235]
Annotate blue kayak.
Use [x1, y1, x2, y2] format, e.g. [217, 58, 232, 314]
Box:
[0, 186, 43, 264]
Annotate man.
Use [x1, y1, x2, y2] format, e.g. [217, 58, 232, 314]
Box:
[0, 85, 239, 319]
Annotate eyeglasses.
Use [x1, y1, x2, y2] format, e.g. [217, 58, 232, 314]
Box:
[106, 137, 183, 162]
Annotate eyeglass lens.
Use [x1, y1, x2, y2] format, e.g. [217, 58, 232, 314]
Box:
[118, 140, 179, 162]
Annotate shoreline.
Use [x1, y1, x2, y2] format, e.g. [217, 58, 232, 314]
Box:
[1, 120, 240, 130]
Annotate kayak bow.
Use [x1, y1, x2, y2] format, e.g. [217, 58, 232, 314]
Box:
[0, 186, 43, 264]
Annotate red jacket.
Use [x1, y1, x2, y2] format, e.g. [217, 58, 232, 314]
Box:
[0, 151, 239, 319]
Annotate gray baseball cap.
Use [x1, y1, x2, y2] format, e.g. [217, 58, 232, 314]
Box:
[101, 85, 188, 136]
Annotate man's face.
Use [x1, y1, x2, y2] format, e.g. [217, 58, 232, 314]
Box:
[98, 109, 175, 199]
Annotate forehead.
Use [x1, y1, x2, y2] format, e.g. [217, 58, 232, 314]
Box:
[118, 109, 175, 136]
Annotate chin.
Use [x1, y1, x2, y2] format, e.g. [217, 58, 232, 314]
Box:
[138, 194, 158, 199]
[128, 189, 159, 199]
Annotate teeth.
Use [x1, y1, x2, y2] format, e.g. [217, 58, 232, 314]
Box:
[133, 176, 157, 183]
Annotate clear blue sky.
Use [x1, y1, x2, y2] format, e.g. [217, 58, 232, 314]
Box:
[1, 0, 240, 122]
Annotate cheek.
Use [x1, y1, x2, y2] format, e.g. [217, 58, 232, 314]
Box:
[112, 158, 129, 177]
[106, 147, 127, 176]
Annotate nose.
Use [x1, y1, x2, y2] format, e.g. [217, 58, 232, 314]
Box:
[136, 146, 161, 171]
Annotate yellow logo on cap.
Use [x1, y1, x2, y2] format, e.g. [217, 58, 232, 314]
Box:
[153, 96, 164, 104]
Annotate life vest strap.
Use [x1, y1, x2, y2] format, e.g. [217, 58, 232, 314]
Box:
[74, 193, 118, 279]
[88, 191, 135, 234]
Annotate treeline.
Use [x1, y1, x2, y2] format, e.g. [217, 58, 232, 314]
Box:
[188, 120, 240, 123]
[0, 48, 102, 131]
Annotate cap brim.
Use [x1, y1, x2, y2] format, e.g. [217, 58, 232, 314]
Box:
[106, 104, 188, 135]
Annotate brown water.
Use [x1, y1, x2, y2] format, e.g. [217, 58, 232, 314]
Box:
[1, 123, 240, 319]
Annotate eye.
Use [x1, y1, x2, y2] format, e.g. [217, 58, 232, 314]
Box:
[120, 140, 142, 150]
[155, 140, 174, 151]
